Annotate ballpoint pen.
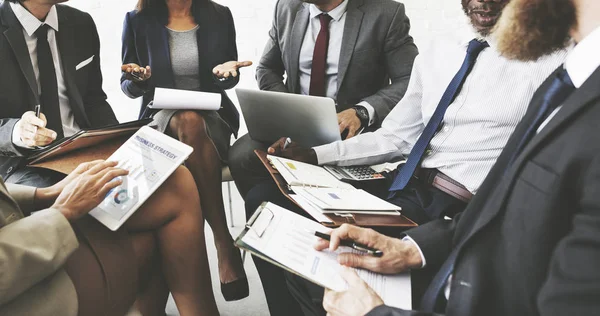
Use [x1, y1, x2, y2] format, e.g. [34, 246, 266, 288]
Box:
[33, 104, 41, 134]
[283, 137, 292, 150]
[313, 230, 384, 257]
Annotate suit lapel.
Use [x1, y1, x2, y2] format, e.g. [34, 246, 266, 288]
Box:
[1, 3, 39, 105]
[288, 4, 309, 93]
[510, 66, 600, 170]
[337, 0, 364, 92]
[56, 8, 90, 128]
[147, 18, 175, 89]
[461, 66, 600, 247]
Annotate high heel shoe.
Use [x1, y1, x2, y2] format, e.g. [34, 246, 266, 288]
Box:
[220, 275, 249, 301]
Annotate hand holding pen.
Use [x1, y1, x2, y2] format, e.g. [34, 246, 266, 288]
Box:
[267, 137, 318, 165]
[14, 105, 57, 147]
[121, 63, 152, 82]
[313, 224, 424, 274]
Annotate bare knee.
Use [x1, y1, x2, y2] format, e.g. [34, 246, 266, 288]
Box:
[164, 166, 203, 219]
[169, 111, 209, 142]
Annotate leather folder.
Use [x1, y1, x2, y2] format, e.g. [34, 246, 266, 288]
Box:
[255, 150, 417, 228]
[27, 119, 152, 174]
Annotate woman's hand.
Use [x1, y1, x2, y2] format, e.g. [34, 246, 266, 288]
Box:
[121, 63, 152, 82]
[212, 60, 253, 79]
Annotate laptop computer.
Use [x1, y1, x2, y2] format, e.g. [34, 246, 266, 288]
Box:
[236, 88, 341, 147]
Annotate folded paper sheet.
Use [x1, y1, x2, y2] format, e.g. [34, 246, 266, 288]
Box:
[150, 87, 221, 111]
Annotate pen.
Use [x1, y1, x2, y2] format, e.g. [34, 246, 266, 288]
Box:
[283, 137, 292, 150]
[34, 104, 41, 134]
[313, 231, 383, 257]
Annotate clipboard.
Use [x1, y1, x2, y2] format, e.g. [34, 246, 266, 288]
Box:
[255, 150, 417, 228]
[235, 202, 412, 309]
[234, 203, 335, 290]
[26, 119, 153, 174]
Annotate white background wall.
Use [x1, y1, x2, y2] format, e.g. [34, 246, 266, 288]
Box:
[66, 0, 470, 134]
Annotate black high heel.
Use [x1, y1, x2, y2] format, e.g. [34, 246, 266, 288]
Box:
[220, 276, 249, 301]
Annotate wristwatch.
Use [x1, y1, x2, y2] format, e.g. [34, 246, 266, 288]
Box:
[353, 105, 370, 129]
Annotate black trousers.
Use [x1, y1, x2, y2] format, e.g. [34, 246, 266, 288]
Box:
[244, 175, 467, 316]
[5, 166, 66, 187]
[228, 134, 272, 198]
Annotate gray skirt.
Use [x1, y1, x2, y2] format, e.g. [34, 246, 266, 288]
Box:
[151, 109, 232, 163]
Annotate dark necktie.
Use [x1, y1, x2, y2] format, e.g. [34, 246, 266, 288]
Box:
[36, 24, 64, 139]
[506, 68, 575, 167]
[420, 70, 576, 313]
[388, 39, 489, 193]
[309, 14, 333, 97]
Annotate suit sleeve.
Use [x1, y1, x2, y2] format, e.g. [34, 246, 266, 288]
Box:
[366, 305, 443, 316]
[5, 184, 35, 216]
[0, 119, 27, 157]
[211, 7, 241, 90]
[82, 13, 118, 127]
[0, 208, 78, 305]
[535, 153, 600, 315]
[255, 0, 288, 93]
[361, 3, 418, 124]
[120, 12, 150, 99]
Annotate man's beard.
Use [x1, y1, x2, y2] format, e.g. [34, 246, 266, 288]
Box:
[495, 0, 577, 61]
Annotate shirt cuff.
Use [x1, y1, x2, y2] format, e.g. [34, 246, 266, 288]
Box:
[11, 120, 33, 149]
[357, 101, 376, 126]
[403, 236, 426, 268]
[313, 143, 338, 165]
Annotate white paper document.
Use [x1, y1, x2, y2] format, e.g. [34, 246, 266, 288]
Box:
[268, 155, 354, 189]
[293, 187, 401, 214]
[150, 87, 221, 111]
[240, 203, 411, 309]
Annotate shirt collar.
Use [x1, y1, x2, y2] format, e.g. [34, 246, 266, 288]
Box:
[10, 2, 59, 37]
[565, 26, 600, 89]
[309, 0, 348, 22]
[460, 26, 497, 51]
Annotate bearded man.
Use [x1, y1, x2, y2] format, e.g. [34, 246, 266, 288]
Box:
[245, 0, 570, 314]
[310, 0, 600, 315]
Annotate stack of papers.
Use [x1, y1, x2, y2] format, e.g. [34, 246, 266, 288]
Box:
[268, 156, 401, 220]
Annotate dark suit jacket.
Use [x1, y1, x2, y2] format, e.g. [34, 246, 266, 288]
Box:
[0, 2, 118, 180]
[120, 1, 241, 137]
[368, 66, 600, 316]
[257, 0, 418, 126]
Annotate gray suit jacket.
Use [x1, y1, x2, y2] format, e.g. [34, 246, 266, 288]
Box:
[256, 0, 418, 126]
[0, 180, 79, 316]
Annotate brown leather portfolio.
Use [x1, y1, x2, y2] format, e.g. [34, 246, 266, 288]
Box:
[254, 150, 417, 228]
[28, 135, 129, 175]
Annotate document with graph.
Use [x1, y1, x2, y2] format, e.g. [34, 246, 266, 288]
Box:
[235, 202, 411, 309]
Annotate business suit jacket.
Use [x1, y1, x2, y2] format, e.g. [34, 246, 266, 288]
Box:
[368, 66, 600, 315]
[0, 3, 118, 180]
[0, 179, 79, 316]
[257, 0, 418, 126]
[121, 1, 241, 136]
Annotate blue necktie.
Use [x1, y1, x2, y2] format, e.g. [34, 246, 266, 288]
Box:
[420, 69, 576, 313]
[389, 39, 489, 193]
[507, 68, 575, 167]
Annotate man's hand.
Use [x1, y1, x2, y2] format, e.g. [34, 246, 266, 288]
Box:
[268, 137, 318, 164]
[337, 109, 362, 140]
[35, 160, 107, 209]
[121, 63, 152, 82]
[51, 161, 129, 222]
[323, 267, 384, 316]
[315, 224, 423, 274]
[15, 111, 57, 147]
[212, 60, 253, 79]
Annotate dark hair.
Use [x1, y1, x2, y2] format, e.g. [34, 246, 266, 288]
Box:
[136, 0, 208, 23]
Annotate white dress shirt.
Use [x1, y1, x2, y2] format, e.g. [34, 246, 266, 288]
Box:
[298, 1, 375, 125]
[408, 26, 600, 301]
[10, 2, 79, 147]
[314, 30, 568, 194]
